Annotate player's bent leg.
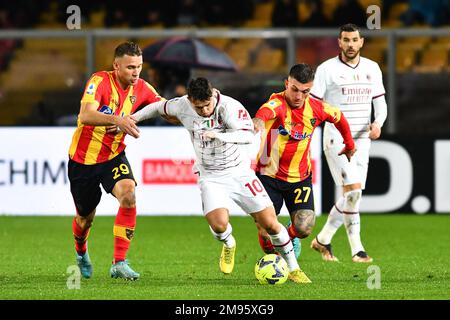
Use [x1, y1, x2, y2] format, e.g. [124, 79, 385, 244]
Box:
[315, 197, 345, 247]
[311, 237, 339, 262]
[342, 186, 372, 263]
[73, 210, 95, 279]
[251, 206, 311, 284]
[206, 208, 236, 274]
[76, 251, 93, 279]
[286, 221, 301, 259]
[113, 179, 137, 208]
[256, 222, 276, 254]
[290, 209, 316, 239]
[287, 209, 315, 260]
[111, 179, 140, 279]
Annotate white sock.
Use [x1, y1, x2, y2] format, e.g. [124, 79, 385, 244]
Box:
[209, 223, 236, 248]
[269, 223, 299, 272]
[317, 196, 345, 245]
[342, 190, 364, 256]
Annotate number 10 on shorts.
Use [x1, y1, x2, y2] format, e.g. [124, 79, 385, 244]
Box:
[245, 179, 264, 196]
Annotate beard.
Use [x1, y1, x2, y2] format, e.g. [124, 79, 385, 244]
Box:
[343, 48, 360, 60]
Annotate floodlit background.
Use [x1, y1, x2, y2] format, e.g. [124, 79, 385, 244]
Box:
[0, 0, 449, 214]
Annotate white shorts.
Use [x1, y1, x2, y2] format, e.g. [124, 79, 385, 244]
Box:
[324, 138, 371, 190]
[198, 169, 273, 215]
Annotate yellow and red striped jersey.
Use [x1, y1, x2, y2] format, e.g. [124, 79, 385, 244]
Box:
[255, 91, 353, 183]
[69, 71, 162, 165]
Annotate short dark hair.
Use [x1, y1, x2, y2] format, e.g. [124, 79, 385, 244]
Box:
[339, 23, 362, 38]
[114, 42, 142, 58]
[187, 77, 213, 101]
[289, 63, 315, 83]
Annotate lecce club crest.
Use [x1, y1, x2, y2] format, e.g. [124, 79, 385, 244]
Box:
[129, 95, 136, 105]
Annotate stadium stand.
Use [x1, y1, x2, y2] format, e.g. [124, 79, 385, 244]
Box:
[0, 0, 448, 133]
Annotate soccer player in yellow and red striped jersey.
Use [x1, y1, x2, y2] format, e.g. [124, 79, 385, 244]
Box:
[68, 42, 162, 280]
[253, 63, 355, 264]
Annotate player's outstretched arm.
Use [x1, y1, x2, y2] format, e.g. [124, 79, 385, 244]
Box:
[132, 101, 167, 123]
[252, 118, 265, 133]
[79, 102, 140, 138]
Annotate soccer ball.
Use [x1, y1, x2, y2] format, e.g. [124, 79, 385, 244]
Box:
[254, 254, 289, 285]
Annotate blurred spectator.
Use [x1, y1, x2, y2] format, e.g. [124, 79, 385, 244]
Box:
[302, 0, 331, 27]
[382, 0, 407, 19]
[229, 0, 254, 26]
[142, 64, 190, 126]
[400, 0, 450, 27]
[272, 0, 300, 27]
[177, 0, 200, 26]
[200, 0, 228, 25]
[104, 2, 127, 27]
[0, 5, 20, 71]
[331, 0, 367, 27]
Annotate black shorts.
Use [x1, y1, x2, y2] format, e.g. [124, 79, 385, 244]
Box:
[68, 151, 136, 217]
[256, 172, 314, 216]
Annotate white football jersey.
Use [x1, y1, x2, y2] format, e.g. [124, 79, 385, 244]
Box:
[162, 90, 254, 176]
[311, 55, 385, 141]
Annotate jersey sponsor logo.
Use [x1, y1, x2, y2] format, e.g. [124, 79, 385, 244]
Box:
[277, 125, 289, 136]
[99, 105, 113, 114]
[277, 125, 312, 141]
[142, 159, 197, 184]
[292, 131, 312, 141]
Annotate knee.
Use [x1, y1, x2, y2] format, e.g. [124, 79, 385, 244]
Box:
[76, 215, 94, 230]
[255, 207, 280, 235]
[261, 219, 281, 235]
[210, 222, 228, 234]
[344, 189, 362, 212]
[116, 184, 136, 208]
[292, 209, 316, 239]
[344, 190, 362, 204]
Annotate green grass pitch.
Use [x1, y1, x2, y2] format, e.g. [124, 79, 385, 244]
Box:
[0, 215, 448, 300]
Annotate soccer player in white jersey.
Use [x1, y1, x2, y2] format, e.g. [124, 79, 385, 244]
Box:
[125, 77, 311, 283]
[310, 24, 388, 263]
